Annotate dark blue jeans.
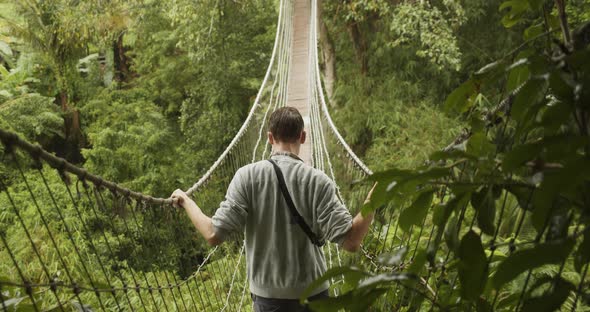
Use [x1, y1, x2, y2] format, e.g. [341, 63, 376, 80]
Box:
[251, 290, 330, 312]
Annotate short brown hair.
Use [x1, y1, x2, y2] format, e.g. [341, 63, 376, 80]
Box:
[269, 107, 304, 143]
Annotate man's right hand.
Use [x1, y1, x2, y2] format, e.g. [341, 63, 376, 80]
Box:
[171, 189, 191, 209]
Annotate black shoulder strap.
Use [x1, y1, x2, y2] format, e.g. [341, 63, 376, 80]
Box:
[268, 159, 325, 247]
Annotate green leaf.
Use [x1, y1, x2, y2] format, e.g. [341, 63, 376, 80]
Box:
[364, 167, 449, 214]
[377, 247, 408, 267]
[444, 79, 478, 114]
[574, 230, 590, 273]
[458, 231, 488, 301]
[507, 64, 530, 92]
[526, 0, 543, 11]
[467, 132, 495, 158]
[477, 298, 493, 312]
[502, 142, 542, 171]
[506, 185, 534, 210]
[524, 23, 544, 41]
[308, 288, 387, 312]
[358, 273, 415, 288]
[367, 168, 413, 182]
[512, 77, 549, 125]
[434, 193, 470, 228]
[521, 278, 575, 312]
[500, 0, 530, 28]
[408, 249, 428, 275]
[474, 60, 509, 84]
[496, 292, 522, 309]
[549, 70, 575, 103]
[444, 215, 460, 253]
[300, 267, 369, 303]
[531, 157, 590, 231]
[399, 191, 434, 232]
[539, 100, 572, 134]
[491, 238, 576, 289]
[429, 149, 477, 162]
[471, 187, 496, 235]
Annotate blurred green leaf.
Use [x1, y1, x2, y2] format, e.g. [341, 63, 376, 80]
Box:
[377, 247, 407, 267]
[466, 132, 495, 158]
[521, 278, 575, 312]
[512, 76, 548, 125]
[301, 267, 369, 303]
[471, 187, 496, 235]
[574, 230, 590, 273]
[408, 249, 428, 275]
[539, 100, 571, 134]
[491, 238, 575, 289]
[364, 167, 449, 214]
[500, 0, 530, 28]
[506, 55, 531, 91]
[308, 288, 387, 312]
[506, 185, 534, 210]
[458, 231, 488, 301]
[476, 298, 493, 312]
[445, 215, 460, 253]
[444, 79, 478, 114]
[526, 0, 543, 11]
[502, 142, 542, 171]
[399, 190, 434, 232]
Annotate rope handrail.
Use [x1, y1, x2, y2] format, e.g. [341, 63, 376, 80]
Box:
[0, 128, 173, 204]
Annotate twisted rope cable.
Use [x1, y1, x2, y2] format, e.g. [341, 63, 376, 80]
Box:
[0, 128, 173, 204]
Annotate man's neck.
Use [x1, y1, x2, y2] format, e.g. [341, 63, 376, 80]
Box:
[272, 143, 300, 156]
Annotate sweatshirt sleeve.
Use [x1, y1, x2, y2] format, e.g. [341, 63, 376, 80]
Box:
[315, 177, 353, 245]
[211, 168, 249, 241]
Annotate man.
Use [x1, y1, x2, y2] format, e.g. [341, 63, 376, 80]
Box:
[171, 106, 375, 312]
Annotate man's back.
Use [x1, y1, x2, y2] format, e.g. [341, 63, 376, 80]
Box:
[211, 153, 352, 299]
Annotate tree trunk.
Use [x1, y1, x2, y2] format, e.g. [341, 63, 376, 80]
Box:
[317, 0, 337, 104]
[347, 21, 368, 75]
[113, 32, 131, 83]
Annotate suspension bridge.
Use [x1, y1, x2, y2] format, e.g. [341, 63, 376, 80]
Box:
[0, 0, 373, 310]
[1, 0, 588, 311]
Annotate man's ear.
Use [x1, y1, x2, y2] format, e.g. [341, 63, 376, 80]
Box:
[300, 130, 306, 144]
[268, 132, 275, 145]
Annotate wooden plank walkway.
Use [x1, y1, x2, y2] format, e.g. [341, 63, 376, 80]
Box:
[287, 0, 312, 165]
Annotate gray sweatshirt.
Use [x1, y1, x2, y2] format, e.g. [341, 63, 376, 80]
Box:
[211, 153, 353, 299]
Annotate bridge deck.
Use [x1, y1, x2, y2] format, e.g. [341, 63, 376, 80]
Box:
[287, 0, 312, 165]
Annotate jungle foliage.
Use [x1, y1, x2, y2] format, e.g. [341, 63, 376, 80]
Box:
[0, 0, 589, 311]
[1, 0, 276, 310]
[309, 0, 590, 311]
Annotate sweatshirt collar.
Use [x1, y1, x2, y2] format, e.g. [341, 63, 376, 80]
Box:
[270, 151, 304, 162]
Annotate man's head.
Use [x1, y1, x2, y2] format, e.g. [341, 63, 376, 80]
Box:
[268, 107, 306, 147]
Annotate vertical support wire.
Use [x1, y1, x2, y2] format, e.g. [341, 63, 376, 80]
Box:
[171, 207, 200, 310]
[149, 204, 183, 312]
[129, 200, 172, 312]
[12, 154, 84, 311]
[70, 177, 153, 310]
[118, 199, 160, 309]
[36, 168, 110, 310]
[0, 222, 41, 312]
